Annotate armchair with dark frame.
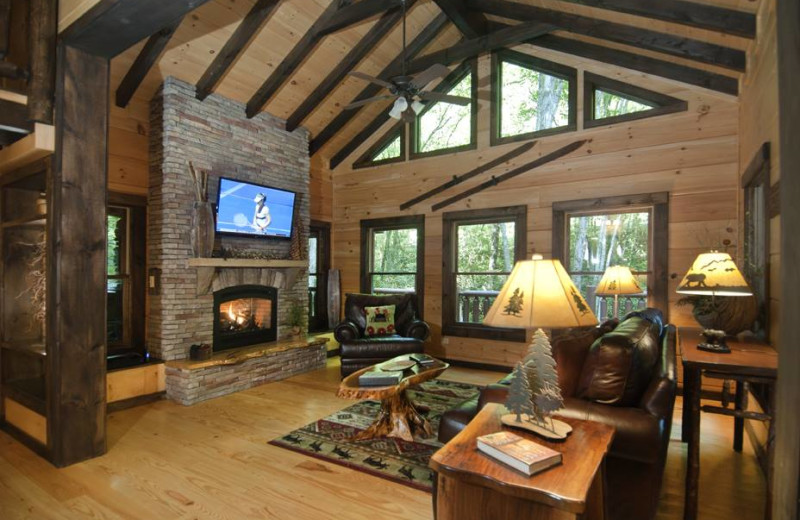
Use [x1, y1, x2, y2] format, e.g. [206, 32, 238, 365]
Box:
[334, 293, 430, 378]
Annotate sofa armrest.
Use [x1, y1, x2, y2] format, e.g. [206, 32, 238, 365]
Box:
[478, 381, 511, 410]
[404, 319, 430, 341]
[334, 320, 361, 343]
[639, 375, 676, 420]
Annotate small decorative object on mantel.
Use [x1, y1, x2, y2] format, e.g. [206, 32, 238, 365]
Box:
[214, 246, 280, 260]
[283, 300, 307, 338]
[190, 343, 212, 361]
[483, 255, 599, 440]
[676, 251, 755, 351]
[36, 192, 47, 216]
[288, 193, 304, 260]
[188, 162, 215, 258]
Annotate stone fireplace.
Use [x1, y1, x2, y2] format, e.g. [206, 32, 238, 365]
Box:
[147, 77, 326, 405]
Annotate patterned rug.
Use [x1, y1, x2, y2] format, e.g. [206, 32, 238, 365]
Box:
[269, 379, 480, 492]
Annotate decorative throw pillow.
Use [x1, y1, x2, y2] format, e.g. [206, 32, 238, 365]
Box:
[364, 305, 396, 337]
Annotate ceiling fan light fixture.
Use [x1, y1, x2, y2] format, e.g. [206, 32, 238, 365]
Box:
[411, 100, 425, 115]
[388, 96, 409, 119]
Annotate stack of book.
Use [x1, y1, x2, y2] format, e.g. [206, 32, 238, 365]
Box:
[410, 353, 437, 366]
[357, 369, 402, 387]
[476, 431, 562, 476]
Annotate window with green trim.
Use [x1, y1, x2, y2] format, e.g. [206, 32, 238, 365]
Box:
[584, 72, 688, 128]
[594, 89, 655, 119]
[492, 50, 576, 145]
[373, 135, 402, 161]
[353, 124, 405, 169]
[412, 63, 477, 157]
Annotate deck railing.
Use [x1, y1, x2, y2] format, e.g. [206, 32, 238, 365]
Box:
[457, 290, 499, 323]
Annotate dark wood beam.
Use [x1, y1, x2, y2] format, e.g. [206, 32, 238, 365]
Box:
[245, 1, 343, 118]
[195, 0, 280, 101]
[433, 0, 487, 38]
[0, 0, 10, 59]
[285, 2, 410, 133]
[329, 104, 394, 170]
[309, 12, 449, 156]
[48, 44, 109, 467]
[468, 0, 746, 72]
[28, 0, 57, 124]
[0, 59, 27, 80]
[316, 0, 401, 38]
[527, 33, 738, 95]
[555, 0, 755, 39]
[60, 0, 210, 59]
[0, 98, 32, 132]
[115, 17, 182, 108]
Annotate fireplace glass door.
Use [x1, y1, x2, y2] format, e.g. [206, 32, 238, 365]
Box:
[213, 286, 277, 351]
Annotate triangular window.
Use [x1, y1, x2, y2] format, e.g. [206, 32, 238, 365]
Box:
[585, 72, 687, 128]
[594, 89, 655, 119]
[372, 134, 401, 161]
[353, 124, 405, 169]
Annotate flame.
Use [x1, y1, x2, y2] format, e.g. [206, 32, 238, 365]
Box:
[227, 303, 236, 321]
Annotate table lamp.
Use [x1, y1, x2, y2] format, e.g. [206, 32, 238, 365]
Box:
[483, 255, 598, 439]
[595, 265, 643, 319]
[676, 251, 753, 353]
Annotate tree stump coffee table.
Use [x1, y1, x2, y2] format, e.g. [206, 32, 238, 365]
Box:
[337, 355, 449, 442]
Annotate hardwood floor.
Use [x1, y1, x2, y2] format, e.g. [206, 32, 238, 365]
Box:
[0, 359, 765, 519]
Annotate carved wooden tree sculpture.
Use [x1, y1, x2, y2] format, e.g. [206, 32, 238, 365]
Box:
[505, 362, 534, 422]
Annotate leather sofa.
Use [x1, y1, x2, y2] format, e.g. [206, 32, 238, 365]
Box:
[335, 293, 430, 377]
[437, 309, 677, 520]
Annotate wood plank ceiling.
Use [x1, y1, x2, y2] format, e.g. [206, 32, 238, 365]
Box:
[107, 0, 759, 168]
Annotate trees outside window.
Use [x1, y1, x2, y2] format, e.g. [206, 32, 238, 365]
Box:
[308, 221, 330, 331]
[594, 89, 654, 119]
[442, 206, 526, 341]
[584, 72, 687, 129]
[492, 50, 576, 145]
[353, 124, 405, 169]
[360, 216, 424, 308]
[553, 194, 669, 320]
[411, 62, 477, 158]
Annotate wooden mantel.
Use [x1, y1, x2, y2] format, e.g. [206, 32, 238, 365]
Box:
[188, 258, 306, 268]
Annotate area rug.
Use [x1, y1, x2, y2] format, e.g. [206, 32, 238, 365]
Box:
[268, 379, 480, 492]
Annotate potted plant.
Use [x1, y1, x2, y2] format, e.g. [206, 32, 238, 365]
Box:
[283, 300, 307, 338]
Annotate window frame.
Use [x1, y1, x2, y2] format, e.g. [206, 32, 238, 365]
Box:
[583, 72, 688, 129]
[107, 193, 147, 354]
[360, 215, 425, 314]
[490, 49, 577, 147]
[442, 205, 527, 342]
[308, 220, 331, 332]
[742, 143, 772, 338]
[353, 122, 406, 169]
[409, 60, 479, 160]
[552, 193, 669, 318]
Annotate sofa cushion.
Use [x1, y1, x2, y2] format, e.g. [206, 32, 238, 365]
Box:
[576, 315, 662, 407]
[339, 336, 423, 359]
[364, 305, 396, 336]
[343, 293, 419, 336]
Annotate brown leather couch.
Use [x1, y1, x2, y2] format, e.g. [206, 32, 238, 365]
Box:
[437, 309, 677, 520]
[335, 293, 430, 377]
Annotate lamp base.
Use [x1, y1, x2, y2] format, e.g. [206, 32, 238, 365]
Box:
[501, 414, 572, 440]
[697, 342, 731, 354]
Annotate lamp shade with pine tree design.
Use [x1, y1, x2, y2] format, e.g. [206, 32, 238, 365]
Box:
[595, 265, 642, 296]
[483, 255, 598, 329]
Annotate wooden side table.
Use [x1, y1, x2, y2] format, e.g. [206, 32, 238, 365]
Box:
[680, 329, 777, 520]
[430, 403, 615, 520]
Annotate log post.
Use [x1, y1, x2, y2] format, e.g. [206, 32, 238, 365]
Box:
[28, 0, 57, 123]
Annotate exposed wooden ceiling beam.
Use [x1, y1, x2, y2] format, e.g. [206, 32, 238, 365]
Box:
[245, 1, 344, 118]
[309, 12, 449, 156]
[115, 17, 182, 108]
[528, 33, 738, 95]
[60, 0, 211, 59]
[316, 0, 402, 38]
[195, 0, 280, 101]
[0, 98, 33, 133]
[433, 0, 487, 38]
[0, 0, 10, 59]
[468, 0, 746, 72]
[285, 2, 412, 133]
[555, 0, 755, 39]
[28, 0, 58, 124]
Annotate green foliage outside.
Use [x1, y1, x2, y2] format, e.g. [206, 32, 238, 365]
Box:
[500, 61, 570, 138]
[370, 228, 418, 292]
[107, 214, 121, 277]
[372, 135, 401, 161]
[308, 236, 318, 288]
[456, 222, 515, 291]
[594, 89, 653, 119]
[417, 73, 473, 153]
[568, 212, 650, 316]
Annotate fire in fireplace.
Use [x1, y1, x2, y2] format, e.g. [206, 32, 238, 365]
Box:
[213, 285, 277, 351]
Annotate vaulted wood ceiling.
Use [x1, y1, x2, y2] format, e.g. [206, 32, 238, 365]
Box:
[105, 0, 759, 167]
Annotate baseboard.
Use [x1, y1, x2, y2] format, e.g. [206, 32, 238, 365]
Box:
[0, 421, 50, 460]
[107, 392, 166, 413]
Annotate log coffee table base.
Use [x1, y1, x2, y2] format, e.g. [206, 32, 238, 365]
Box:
[354, 390, 431, 442]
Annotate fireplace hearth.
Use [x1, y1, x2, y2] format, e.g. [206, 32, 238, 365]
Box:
[213, 285, 277, 351]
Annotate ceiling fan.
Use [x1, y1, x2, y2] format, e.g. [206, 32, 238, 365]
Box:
[343, 0, 471, 120]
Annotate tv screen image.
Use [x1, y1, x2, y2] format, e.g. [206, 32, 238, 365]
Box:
[215, 177, 297, 239]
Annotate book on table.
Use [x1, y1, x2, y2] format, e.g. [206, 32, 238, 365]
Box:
[410, 353, 436, 365]
[476, 430, 562, 476]
[358, 369, 403, 387]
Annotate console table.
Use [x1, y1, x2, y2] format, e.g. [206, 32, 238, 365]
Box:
[430, 403, 614, 520]
[680, 329, 777, 520]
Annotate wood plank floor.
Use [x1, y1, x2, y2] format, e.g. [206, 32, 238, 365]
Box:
[0, 359, 765, 519]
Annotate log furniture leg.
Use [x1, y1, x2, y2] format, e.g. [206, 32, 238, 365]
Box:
[354, 389, 431, 442]
[684, 365, 702, 520]
[733, 380, 746, 452]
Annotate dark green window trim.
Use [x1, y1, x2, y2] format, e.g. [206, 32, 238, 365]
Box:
[353, 122, 406, 169]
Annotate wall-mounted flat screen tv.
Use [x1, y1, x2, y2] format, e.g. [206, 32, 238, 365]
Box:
[215, 177, 297, 239]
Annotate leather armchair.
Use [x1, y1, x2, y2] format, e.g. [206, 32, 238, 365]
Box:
[335, 293, 430, 377]
[437, 310, 677, 520]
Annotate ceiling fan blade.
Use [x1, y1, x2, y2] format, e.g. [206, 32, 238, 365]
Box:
[410, 63, 450, 90]
[343, 95, 396, 110]
[349, 71, 395, 90]
[418, 91, 472, 106]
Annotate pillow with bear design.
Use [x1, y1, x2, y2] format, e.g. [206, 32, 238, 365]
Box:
[364, 305, 396, 337]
